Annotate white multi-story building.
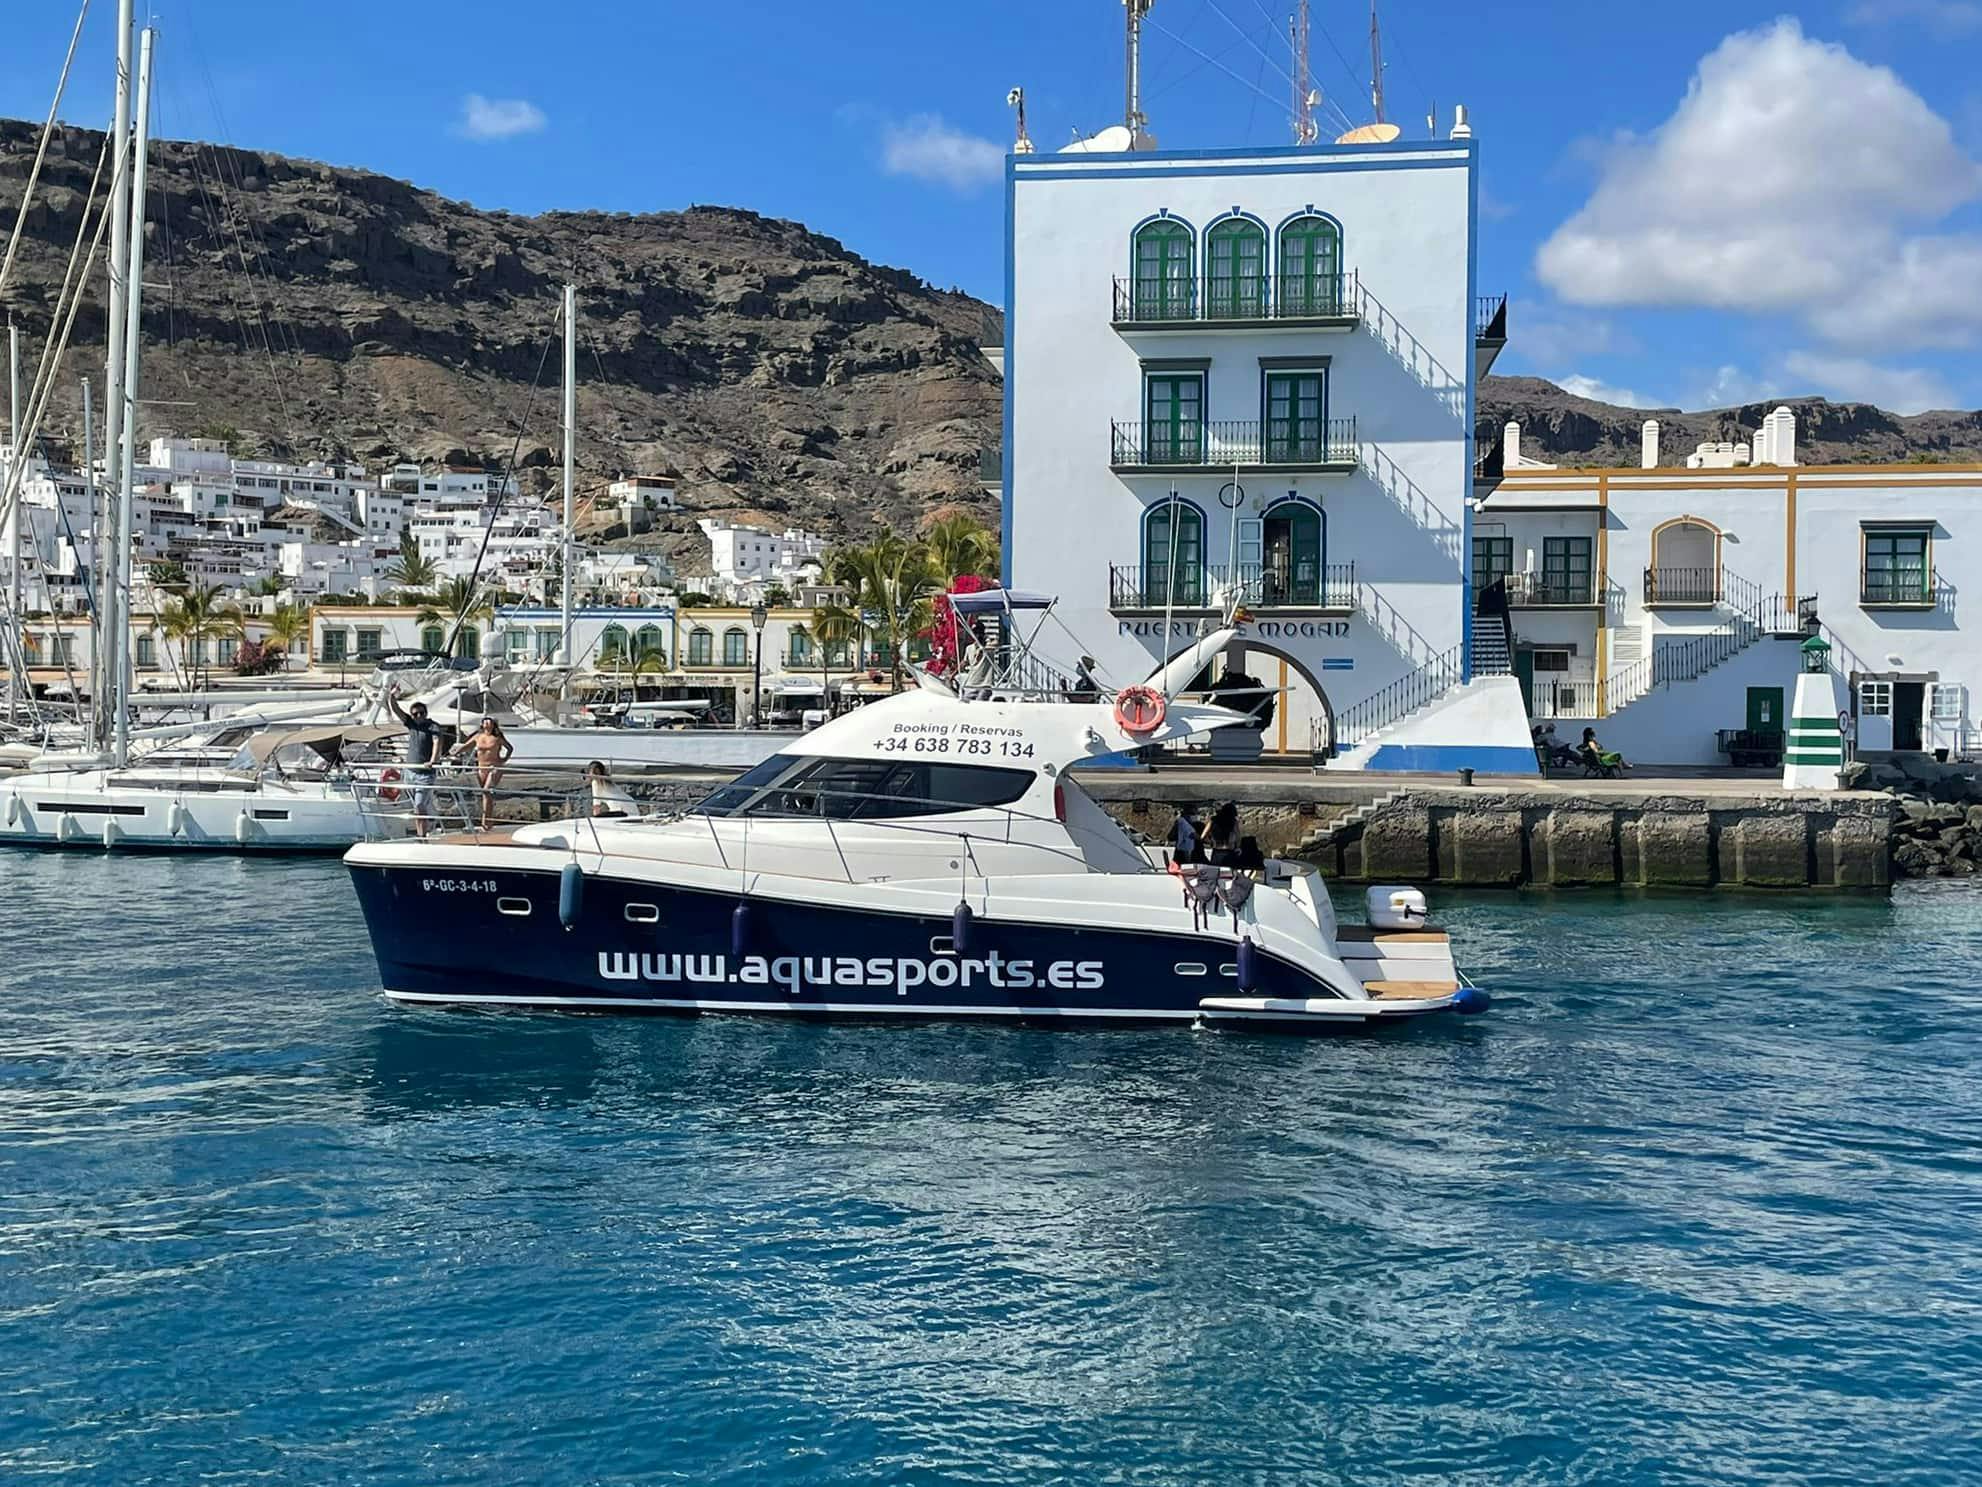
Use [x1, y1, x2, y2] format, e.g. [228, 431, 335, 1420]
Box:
[697, 519, 830, 600]
[610, 476, 676, 536]
[1003, 126, 1513, 761]
[1479, 410, 1982, 763]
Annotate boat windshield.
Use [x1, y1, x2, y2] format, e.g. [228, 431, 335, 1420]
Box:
[694, 754, 1036, 821]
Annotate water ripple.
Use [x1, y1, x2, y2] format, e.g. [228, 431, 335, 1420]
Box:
[0, 856, 1978, 1484]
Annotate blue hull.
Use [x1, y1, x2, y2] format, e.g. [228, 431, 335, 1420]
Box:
[346, 861, 1376, 1025]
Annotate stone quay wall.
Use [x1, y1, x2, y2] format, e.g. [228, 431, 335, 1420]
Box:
[1086, 781, 1893, 891]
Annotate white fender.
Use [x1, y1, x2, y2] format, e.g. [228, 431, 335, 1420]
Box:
[102, 819, 123, 849]
[4, 792, 16, 827]
[168, 801, 190, 836]
[234, 810, 256, 844]
[57, 813, 82, 843]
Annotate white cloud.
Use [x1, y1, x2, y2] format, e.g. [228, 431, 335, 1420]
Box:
[1845, 0, 1982, 36]
[880, 115, 1004, 193]
[1557, 373, 1655, 409]
[1535, 20, 1982, 349]
[1695, 364, 1784, 409]
[457, 94, 547, 142]
[1779, 352, 1956, 414]
[1508, 299, 1636, 367]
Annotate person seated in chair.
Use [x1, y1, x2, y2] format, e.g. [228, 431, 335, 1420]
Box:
[1580, 727, 1629, 776]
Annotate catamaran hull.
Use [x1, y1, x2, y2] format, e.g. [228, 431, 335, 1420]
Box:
[345, 859, 1469, 1027]
[0, 775, 401, 853]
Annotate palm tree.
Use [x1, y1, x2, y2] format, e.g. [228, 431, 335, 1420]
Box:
[416, 577, 494, 659]
[827, 533, 941, 693]
[160, 583, 244, 690]
[809, 599, 861, 715]
[921, 509, 1000, 584]
[263, 603, 310, 672]
[385, 530, 437, 591]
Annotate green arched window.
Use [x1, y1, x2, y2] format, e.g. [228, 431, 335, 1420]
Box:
[722, 628, 749, 667]
[688, 628, 712, 666]
[1260, 499, 1325, 606]
[420, 624, 444, 654]
[1142, 502, 1205, 607]
[788, 627, 814, 665]
[634, 624, 666, 665]
[599, 624, 630, 663]
[1131, 218, 1195, 321]
[1206, 217, 1266, 319]
[1277, 215, 1342, 316]
[458, 627, 480, 661]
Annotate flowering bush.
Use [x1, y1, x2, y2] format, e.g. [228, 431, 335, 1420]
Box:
[233, 639, 286, 677]
[922, 574, 995, 676]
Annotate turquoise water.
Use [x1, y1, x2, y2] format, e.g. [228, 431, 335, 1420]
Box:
[2, 854, 1980, 1485]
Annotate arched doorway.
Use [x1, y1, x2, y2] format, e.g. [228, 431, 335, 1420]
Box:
[1260, 498, 1325, 606]
[1215, 637, 1335, 758]
[1648, 517, 1721, 604]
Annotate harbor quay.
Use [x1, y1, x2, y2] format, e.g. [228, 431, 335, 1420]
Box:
[1076, 770, 1895, 889]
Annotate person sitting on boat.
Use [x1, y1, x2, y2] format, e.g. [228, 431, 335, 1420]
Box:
[1580, 726, 1628, 776]
[1204, 802, 1243, 867]
[451, 717, 515, 832]
[1165, 801, 1204, 866]
[586, 760, 638, 819]
[385, 684, 444, 838]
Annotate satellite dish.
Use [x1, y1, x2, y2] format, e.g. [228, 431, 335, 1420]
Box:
[1060, 124, 1136, 154]
[1335, 122, 1403, 145]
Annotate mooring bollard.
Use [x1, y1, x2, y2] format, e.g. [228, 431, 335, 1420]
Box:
[1458, 767, 1475, 787]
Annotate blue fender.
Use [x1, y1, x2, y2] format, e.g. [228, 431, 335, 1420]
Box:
[558, 862, 584, 930]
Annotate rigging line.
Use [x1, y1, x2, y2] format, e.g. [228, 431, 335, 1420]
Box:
[178, 143, 269, 413]
[1141, 0, 1211, 91]
[1243, 35, 1269, 143]
[1146, 26, 1254, 104]
[440, 313, 561, 659]
[1147, 21, 1290, 118]
[191, 138, 294, 431]
[1200, 0, 1298, 91]
[0, 0, 91, 302]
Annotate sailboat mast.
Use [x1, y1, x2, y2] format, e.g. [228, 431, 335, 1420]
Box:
[82, 376, 99, 723]
[7, 323, 19, 723]
[99, 0, 134, 751]
[559, 282, 575, 704]
[1369, 0, 1385, 124]
[111, 25, 154, 768]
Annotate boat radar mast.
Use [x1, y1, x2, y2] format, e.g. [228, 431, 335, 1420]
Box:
[1123, 0, 1157, 150]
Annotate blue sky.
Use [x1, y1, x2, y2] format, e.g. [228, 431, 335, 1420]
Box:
[6, 1, 1981, 413]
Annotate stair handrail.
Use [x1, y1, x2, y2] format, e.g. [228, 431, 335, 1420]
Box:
[1600, 589, 1812, 716]
[1331, 643, 1464, 749]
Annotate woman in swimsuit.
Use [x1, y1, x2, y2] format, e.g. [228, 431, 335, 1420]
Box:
[452, 717, 515, 830]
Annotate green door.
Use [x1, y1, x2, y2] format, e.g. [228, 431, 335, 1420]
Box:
[1205, 219, 1265, 318]
[1133, 221, 1195, 321]
[1265, 372, 1327, 462]
[1277, 216, 1342, 315]
[1747, 686, 1783, 735]
[1145, 374, 1203, 464]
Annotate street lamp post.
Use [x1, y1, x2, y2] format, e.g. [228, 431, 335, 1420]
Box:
[749, 601, 768, 729]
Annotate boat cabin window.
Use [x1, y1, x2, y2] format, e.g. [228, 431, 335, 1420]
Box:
[695, 755, 1036, 821]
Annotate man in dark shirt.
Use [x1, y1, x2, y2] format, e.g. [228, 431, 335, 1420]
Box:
[387, 684, 445, 837]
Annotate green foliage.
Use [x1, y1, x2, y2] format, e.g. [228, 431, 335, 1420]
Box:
[678, 591, 713, 608]
[385, 529, 437, 590]
[415, 577, 494, 657]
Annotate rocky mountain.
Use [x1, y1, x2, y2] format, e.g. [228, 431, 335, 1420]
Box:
[1479, 376, 1982, 468]
[0, 118, 1004, 554]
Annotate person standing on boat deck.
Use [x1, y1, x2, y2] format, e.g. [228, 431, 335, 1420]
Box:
[1205, 802, 1243, 867]
[1165, 801, 1204, 866]
[1072, 654, 1103, 701]
[451, 717, 514, 832]
[385, 684, 445, 838]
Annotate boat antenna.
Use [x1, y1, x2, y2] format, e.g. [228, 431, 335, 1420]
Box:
[1290, 2, 1318, 146]
[1369, 0, 1386, 125]
[1125, 0, 1155, 144]
[1007, 87, 1034, 154]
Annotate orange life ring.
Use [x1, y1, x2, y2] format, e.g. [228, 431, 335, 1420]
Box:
[378, 766, 403, 803]
[1113, 685, 1167, 734]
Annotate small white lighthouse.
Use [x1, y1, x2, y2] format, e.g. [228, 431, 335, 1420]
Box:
[1784, 635, 1845, 789]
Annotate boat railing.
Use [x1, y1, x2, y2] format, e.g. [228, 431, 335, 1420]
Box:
[342, 767, 1176, 882]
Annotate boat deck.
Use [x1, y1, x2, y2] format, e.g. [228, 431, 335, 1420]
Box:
[1361, 979, 1460, 999]
[1335, 926, 1448, 943]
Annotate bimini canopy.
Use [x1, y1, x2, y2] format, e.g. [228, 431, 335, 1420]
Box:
[246, 723, 403, 764]
[947, 588, 1055, 616]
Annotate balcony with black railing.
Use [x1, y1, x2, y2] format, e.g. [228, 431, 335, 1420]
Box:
[1108, 561, 1357, 613]
[1473, 571, 1598, 607]
[1644, 566, 1722, 606]
[1111, 271, 1361, 329]
[1109, 417, 1359, 474]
